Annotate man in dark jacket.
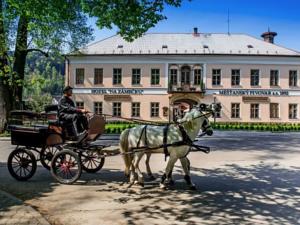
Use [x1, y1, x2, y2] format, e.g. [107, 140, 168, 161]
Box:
[58, 86, 88, 141]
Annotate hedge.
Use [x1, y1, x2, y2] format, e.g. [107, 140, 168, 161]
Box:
[1, 122, 299, 136]
[211, 122, 300, 132]
[105, 122, 300, 134]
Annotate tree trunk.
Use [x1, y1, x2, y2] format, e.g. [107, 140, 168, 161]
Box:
[0, 0, 12, 130]
[12, 14, 29, 109]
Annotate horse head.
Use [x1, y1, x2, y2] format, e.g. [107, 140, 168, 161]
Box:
[178, 108, 213, 137]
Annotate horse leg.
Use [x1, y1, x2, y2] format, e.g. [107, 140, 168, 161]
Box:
[145, 153, 155, 181]
[165, 168, 175, 186]
[128, 157, 137, 186]
[160, 155, 177, 189]
[180, 157, 197, 190]
[134, 152, 145, 186]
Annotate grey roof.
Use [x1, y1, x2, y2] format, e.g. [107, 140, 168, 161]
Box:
[77, 33, 300, 56]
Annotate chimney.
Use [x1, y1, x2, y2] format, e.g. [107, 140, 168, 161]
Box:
[193, 27, 199, 37]
[261, 29, 277, 44]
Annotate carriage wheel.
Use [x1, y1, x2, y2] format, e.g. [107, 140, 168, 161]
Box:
[79, 151, 105, 173]
[51, 150, 82, 184]
[7, 148, 37, 181]
[40, 145, 63, 170]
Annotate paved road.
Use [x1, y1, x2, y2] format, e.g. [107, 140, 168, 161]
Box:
[0, 131, 300, 225]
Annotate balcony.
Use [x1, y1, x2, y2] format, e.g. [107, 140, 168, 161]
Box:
[168, 83, 204, 93]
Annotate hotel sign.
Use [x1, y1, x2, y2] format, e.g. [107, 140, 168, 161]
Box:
[104, 95, 131, 101]
[219, 89, 289, 96]
[92, 88, 144, 95]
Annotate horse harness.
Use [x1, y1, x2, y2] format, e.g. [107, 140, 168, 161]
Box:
[133, 117, 211, 160]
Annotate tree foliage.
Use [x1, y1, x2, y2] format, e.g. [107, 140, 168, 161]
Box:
[0, 0, 188, 122]
[81, 0, 187, 41]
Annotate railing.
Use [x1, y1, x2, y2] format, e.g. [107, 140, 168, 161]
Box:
[168, 83, 204, 93]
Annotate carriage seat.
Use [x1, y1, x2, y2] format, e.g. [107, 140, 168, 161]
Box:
[44, 104, 59, 113]
[8, 125, 48, 133]
[48, 120, 63, 126]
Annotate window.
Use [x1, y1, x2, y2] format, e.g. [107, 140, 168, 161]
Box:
[76, 102, 84, 109]
[94, 68, 103, 84]
[194, 69, 202, 85]
[170, 69, 177, 85]
[132, 68, 141, 85]
[94, 102, 103, 115]
[289, 70, 298, 86]
[131, 102, 140, 117]
[113, 68, 122, 85]
[289, 104, 298, 119]
[75, 68, 84, 85]
[250, 69, 260, 86]
[113, 102, 121, 117]
[231, 103, 240, 118]
[181, 67, 190, 84]
[231, 69, 240, 86]
[151, 69, 160, 85]
[270, 70, 279, 86]
[151, 102, 159, 117]
[270, 103, 279, 118]
[250, 104, 259, 119]
[212, 69, 221, 86]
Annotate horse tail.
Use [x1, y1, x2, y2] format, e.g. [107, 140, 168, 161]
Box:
[119, 128, 132, 177]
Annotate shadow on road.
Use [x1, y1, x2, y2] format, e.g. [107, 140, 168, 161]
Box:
[0, 162, 58, 212]
[1, 162, 300, 224]
[100, 163, 300, 225]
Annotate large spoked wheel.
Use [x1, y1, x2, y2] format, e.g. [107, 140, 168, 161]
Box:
[40, 145, 62, 170]
[51, 150, 82, 184]
[7, 148, 37, 181]
[79, 151, 105, 173]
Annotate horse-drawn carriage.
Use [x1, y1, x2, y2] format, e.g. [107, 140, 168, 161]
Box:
[6, 103, 221, 188]
[7, 106, 109, 183]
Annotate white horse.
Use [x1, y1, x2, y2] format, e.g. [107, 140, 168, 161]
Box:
[120, 103, 219, 189]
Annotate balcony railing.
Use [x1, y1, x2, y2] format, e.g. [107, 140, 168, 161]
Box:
[168, 83, 204, 93]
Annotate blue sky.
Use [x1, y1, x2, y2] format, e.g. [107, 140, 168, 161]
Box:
[88, 0, 300, 51]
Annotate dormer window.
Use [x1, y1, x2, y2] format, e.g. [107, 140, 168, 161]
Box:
[203, 45, 209, 49]
[247, 45, 254, 48]
[162, 45, 168, 49]
[117, 45, 123, 48]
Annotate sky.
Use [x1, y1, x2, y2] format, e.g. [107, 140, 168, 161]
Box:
[88, 0, 300, 51]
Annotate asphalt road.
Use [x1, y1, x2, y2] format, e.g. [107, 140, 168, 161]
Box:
[0, 131, 300, 225]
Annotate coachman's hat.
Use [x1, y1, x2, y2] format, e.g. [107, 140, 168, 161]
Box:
[63, 86, 73, 93]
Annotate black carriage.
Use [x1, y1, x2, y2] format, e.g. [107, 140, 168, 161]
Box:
[7, 106, 109, 182]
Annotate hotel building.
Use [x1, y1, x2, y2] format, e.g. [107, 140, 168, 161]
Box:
[66, 28, 300, 123]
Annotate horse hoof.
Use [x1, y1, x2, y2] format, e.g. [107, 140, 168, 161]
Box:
[167, 179, 175, 186]
[189, 185, 197, 191]
[160, 183, 167, 190]
[148, 175, 156, 181]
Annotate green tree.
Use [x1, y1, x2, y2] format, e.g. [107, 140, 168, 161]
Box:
[0, 0, 93, 116]
[0, 0, 187, 125]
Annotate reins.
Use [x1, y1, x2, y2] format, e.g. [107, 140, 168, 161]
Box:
[101, 111, 213, 127]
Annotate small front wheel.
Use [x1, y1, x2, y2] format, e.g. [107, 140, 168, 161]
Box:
[7, 148, 37, 181]
[51, 150, 82, 184]
[40, 145, 62, 170]
[79, 151, 105, 173]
